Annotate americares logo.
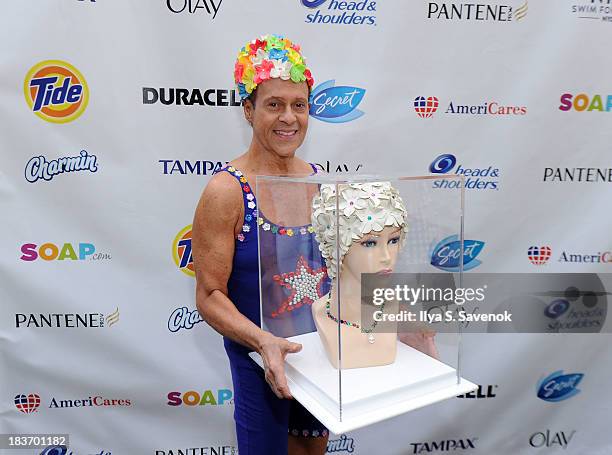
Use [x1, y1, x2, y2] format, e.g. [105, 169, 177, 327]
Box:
[559, 93, 612, 112]
[528, 246, 552, 265]
[302, 0, 377, 26]
[309, 80, 365, 123]
[167, 389, 233, 406]
[20, 242, 110, 261]
[24, 60, 88, 123]
[429, 154, 500, 190]
[431, 235, 485, 272]
[173, 225, 194, 277]
[537, 370, 583, 402]
[15, 393, 41, 413]
[414, 96, 439, 118]
[25, 150, 98, 183]
[414, 96, 526, 117]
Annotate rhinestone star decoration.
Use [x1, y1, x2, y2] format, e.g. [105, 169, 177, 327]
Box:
[272, 256, 327, 317]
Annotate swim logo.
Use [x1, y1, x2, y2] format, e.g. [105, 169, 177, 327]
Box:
[302, 0, 377, 26]
[174, 225, 194, 277]
[25, 150, 98, 183]
[414, 96, 439, 118]
[309, 80, 365, 123]
[528, 245, 552, 265]
[15, 393, 41, 413]
[537, 370, 583, 402]
[429, 154, 500, 190]
[431, 234, 485, 272]
[24, 60, 88, 123]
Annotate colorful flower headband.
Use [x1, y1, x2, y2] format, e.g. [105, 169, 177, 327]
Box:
[234, 34, 314, 100]
[311, 182, 409, 279]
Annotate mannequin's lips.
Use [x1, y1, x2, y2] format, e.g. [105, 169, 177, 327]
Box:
[377, 269, 393, 275]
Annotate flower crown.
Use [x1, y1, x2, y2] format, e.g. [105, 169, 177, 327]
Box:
[311, 182, 409, 279]
[234, 34, 314, 101]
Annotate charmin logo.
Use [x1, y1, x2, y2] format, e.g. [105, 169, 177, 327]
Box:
[309, 80, 365, 123]
[559, 93, 612, 112]
[168, 307, 203, 332]
[528, 246, 552, 265]
[327, 434, 355, 453]
[571, 0, 612, 23]
[457, 384, 498, 398]
[20, 242, 110, 261]
[142, 87, 240, 106]
[315, 161, 363, 173]
[302, 0, 377, 25]
[173, 225, 194, 277]
[15, 393, 41, 413]
[15, 309, 119, 328]
[155, 448, 236, 455]
[159, 159, 227, 175]
[167, 389, 233, 406]
[543, 167, 612, 183]
[25, 150, 98, 183]
[40, 447, 111, 455]
[544, 299, 570, 319]
[431, 235, 485, 272]
[414, 96, 439, 118]
[427, 1, 527, 21]
[410, 438, 478, 453]
[24, 60, 88, 123]
[529, 429, 576, 450]
[537, 370, 583, 402]
[166, 0, 222, 19]
[429, 154, 500, 190]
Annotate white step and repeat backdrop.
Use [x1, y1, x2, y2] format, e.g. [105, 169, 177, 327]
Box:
[2, 1, 612, 454]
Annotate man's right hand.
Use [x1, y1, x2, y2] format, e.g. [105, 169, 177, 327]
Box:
[258, 334, 302, 399]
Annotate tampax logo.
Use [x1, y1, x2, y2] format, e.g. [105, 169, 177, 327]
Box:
[537, 370, 583, 402]
[559, 93, 612, 112]
[20, 242, 111, 261]
[159, 159, 227, 175]
[25, 150, 98, 183]
[427, 1, 527, 21]
[529, 429, 576, 450]
[414, 96, 526, 117]
[168, 307, 203, 332]
[571, 0, 612, 23]
[166, 0, 222, 19]
[302, 0, 377, 26]
[528, 246, 552, 265]
[429, 154, 500, 190]
[173, 225, 194, 277]
[431, 234, 485, 272]
[410, 438, 478, 453]
[143, 87, 240, 106]
[15, 308, 119, 329]
[309, 80, 365, 123]
[327, 434, 355, 453]
[15, 393, 41, 413]
[167, 389, 233, 406]
[457, 384, 498, 399]
[24, 60, 88, 123]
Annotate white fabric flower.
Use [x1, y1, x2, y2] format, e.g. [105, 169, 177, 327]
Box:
[339, 187, 367, 217]
[270, 59, 292, 80]
[356, 208, 387, 233]
[251, 48, 268, 66]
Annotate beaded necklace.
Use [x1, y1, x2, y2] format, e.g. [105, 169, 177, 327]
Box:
[324, 294, 385, 344]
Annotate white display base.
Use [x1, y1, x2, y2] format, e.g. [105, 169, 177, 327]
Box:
[249, 332, 477, 434]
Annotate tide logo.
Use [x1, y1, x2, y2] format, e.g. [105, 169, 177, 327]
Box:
[24, 60, 89, 123]
[167, 389, 233, 406]
[559, 93, 612, 112]
[414, 96, 439, 118]
[20, 243, 97, 261]
[14, 393, 41, 413]
[173, 225, 194, 277]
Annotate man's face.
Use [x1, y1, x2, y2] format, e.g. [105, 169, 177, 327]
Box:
[245, 78, 310, 158]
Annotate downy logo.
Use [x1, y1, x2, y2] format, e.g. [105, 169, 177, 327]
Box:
[431, 234, 485, 272]
[309, 80, 365, 123]
[537, 370, 583, 402]
[429, 154, 500, 190]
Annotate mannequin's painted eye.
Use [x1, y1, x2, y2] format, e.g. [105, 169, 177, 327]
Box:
[361, 240, 377, 248]
[389, 236, 400, 245]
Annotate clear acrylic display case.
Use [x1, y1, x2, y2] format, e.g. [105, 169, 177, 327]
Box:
[249, 173, 477, 433]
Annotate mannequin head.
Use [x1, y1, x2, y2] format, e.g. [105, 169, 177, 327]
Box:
[311, 182, 408, 279]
